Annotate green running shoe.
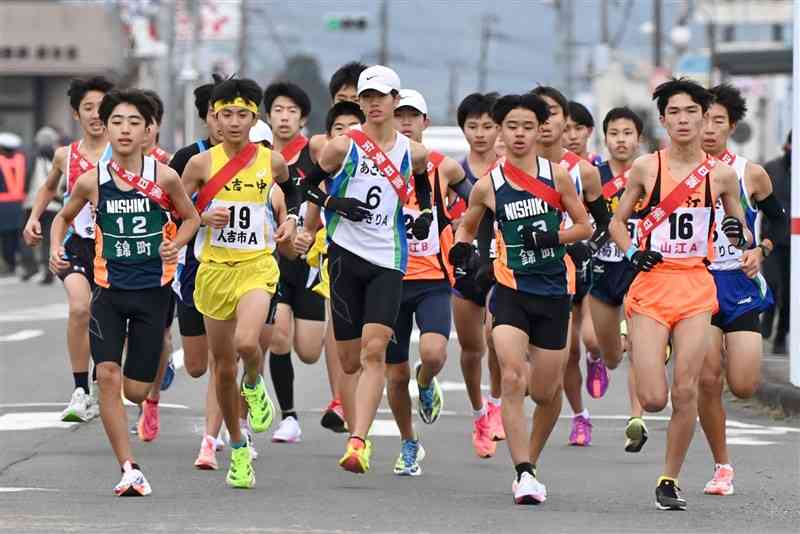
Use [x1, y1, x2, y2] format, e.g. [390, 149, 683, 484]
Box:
[393, 439, 426, 476]
[226, 445, 255, 488]
[624, 416, 648, 453]
[415, 362, 443, 424]
[241, 376, 275, 433]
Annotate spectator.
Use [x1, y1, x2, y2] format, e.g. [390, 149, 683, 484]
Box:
[0, 132, 26, 275]
[761, 130, 791, 354]
[20, 126, 61, 284]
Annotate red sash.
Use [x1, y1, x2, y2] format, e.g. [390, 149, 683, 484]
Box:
[427, 150, 445, 173]
[194, 142, 258, 213]
[0, 152, 25, 202]
[280, 134, 309, 164]
[601, 169, 629, 200]
[68, 142, 95, 191]
[637, 157, 716, 239]
[503, 159, 563, 211]
[560, 151, 582, 172]
[346, 129, 410, 203]
[719, 149, 735, 166]
[148, 146, 171, 164]
[108, 159, 173, 213]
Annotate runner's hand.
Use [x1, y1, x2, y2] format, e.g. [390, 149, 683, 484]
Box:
[202, 207, 230, 229]
[23, 218, 42, 246]
[275, 219, 297, 243]
[740, 247, 763, 279]
[326, 197, 371, 222]
[629, 250, 662, 272]
[587, 227, 610, 254]
[411, 210, 433, 240]
[294, 229, 314, 256]
[49, 246, 69, 274]
[448, 242, 476, 276]
[721, 215, 747, 248]
[518, 225, 560, 250]
[159, 239, 179, 263]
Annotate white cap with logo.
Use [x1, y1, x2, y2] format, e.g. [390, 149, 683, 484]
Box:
[249, 119, 274, 144]
[396, 89, 428, 116]
[357, 65, 401, 96]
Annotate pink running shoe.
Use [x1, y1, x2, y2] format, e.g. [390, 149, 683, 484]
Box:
[568, 414, 592, 446]
[472, 411, 496, 458]
[194, 435, 218, 470]
[585, 353, 609, 399]
[487, 402, 506, 441]
[704, 464, 735, 496]
[137, 398, 160, 442]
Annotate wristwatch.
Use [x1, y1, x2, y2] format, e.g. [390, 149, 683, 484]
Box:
[758, 243, 771, 258]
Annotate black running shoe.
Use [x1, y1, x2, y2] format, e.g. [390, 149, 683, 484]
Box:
[655, 478, 686, 510]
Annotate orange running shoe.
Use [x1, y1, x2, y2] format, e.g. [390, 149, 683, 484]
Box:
[194, 435, 218, 470]
[339, 437, 372, 474]
[472, 412, 496, 458]
[487, 402, 506, 441]
[137, 398, 160, 442]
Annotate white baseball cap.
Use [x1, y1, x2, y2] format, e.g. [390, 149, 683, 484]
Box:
[396, 89, 428, 116]
[249, 119, 273, 144]
[357, 65, 401, 96]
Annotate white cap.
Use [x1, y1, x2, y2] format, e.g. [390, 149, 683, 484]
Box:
[396, 89, 428, 115]
[249, 119, 273, 144]
[0, 132, 22, 150]
[357, 65, 401, 96]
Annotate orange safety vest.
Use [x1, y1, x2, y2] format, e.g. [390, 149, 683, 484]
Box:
[0, 152, 26, 203]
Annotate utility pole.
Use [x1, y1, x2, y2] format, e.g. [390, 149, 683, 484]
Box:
[447, 62, 459, 123]
[653, 0, 663, 68]
[378, 0, 389, 64]
[238, 0, 248, 75]
[477, 14, 497, 93]
[600, 0, 609, 45]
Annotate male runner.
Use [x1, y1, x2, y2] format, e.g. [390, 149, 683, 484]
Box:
[387, 89, 471, 475]
[23, 76, 114, 423]
[563, 101, 603, 165]
[49, 89, 200, 495]
[609, 78, 750, 510]
[698, 83, 785, 496]
[451, 92, 505, 458]
[530, 86, 609, 448]
[181, 77, 300, 488]
[309, 62, 368, 161]
[142, 90, 172, 164]
[452, 93, 592, 504]
[263, 81, 325, 443]
[587, 107, 650, 452]
[301, 65, 434, 474]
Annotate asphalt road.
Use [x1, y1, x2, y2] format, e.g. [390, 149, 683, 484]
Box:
[1, 276, 798, 533]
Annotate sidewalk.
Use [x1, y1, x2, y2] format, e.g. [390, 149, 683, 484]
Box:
[756, 343, 800, 417]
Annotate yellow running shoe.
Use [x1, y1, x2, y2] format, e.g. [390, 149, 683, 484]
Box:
[226, 445, 255, 488]
[241, 376, 275, 433]
[339, 437, 372, 474]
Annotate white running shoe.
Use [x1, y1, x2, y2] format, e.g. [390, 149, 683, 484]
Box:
[113, 465, 152, 496]
[217, 426, 229, 451]
[61, 388, 90, 423]
[272, 416, 302, 443]
[243, 426, 259, 460]
[512, 472, 547, 505]
[85, 382, 100, 420]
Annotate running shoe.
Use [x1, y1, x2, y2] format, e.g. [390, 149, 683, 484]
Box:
[472, 412, 496, 458]
[487, 402, 506, 441]
[130, 406, 142, 434]
[339, 437, 372, 474]
[415, 362, 444, 424]
[393, 439, 426, 476]
[61, 387, 90, 423]
[240, 376, 274, 433]
[321, 399, 347, 433]
[585, 352, 609, 398]
[704, 464, 735, 496]
[665, 341, 673, 364]
[624, 416, 648, 453]
[194, 435, 218, 470]
[512, 471, 546, 505]
[568, 414, 592, 446]
[272, 416, 302, 443]
[226, 445, 255, 489]
[160, 356, 176, 391]
[655, 478, 686, 510]
[243, 425, 259, 460]
[137, 398, 160, 442]
[86, 382, 100, 420]
[114, 463, 152, 497]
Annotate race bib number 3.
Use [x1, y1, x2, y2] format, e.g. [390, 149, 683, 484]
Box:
[404, 207, 439, 256]
[650, 207, 709, 259]
[209, 200, 267, 250]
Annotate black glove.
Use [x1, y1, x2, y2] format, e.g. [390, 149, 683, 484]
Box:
[412, 210, 434, 240]
[474, 262, 495, 292]
[566, 242, 592, 267]
[518, 224, 560, 250]
[587, 227, 610, 255]
[449, 242, 477, 277]
[721, 215, 746, 248]
[326, 196, 371, 222]
[629, 250, 663, 272]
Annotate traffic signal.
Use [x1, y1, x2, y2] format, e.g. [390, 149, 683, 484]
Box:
[324, 14, 368, 31]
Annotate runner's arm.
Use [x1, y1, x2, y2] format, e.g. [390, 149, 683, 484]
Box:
[716, 164, 752, 249]
[159, 166, 200, 250]
[302, 135, 348, 207]
[749, 162, 785, 252]
[410, 140, 432, 211]
[271, 186, 299, 259]
[609, 154, 649, 252]
[453, 176, 491, 245]
[272, 151, 301, 217]
[442, 156, 471, 201]
[308, 134, 327, 164]
[24, 146, 66, 245]
[554, 165, 592, 244]
[50, 169, 96, 271]
[180, 151, 209, 197]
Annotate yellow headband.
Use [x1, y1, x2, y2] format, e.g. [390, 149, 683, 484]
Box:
[213, 97, 259, 114]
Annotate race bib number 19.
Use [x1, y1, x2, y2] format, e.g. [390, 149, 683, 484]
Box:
[209, 200, 267, 250]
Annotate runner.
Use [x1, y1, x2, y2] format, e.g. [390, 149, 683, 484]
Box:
[49, 88, 200, 495]
[263, 82, 326, 444]
[451, 92, 505, 458]
[530, 86, 608, 448]
[451, 92, 591, 504]
[301, 65, 434, 474]
[23, 76, 114, 423]
[181, 77, 301, 488]
[387, 89, 471, 476]
[169, 78, 228, 468]
[698, 83, 786, 496]
[609, 78, 751, 510]
[563, 101, 603, 165]
[586, 107, 650, 452]
[142, 90, 173, 164]
[309, 62, 368, 161]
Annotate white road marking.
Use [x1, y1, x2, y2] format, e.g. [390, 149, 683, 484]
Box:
[0, 402, 188, 410]
[726, 438, 778, 446]
[0, 277, 23, 286]
[172, 348, 185, 370]
[0, 329, 44, 342]
[368, 419, 400, 437]
[0, 487, 58, 493]
[0, 303, 67, 323]
[0, 412, 77, 431]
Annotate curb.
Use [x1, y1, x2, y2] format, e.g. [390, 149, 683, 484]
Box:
[755, 379, 800, 417]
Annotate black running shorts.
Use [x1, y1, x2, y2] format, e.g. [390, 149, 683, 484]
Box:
[386, 279, 452, 364]
[57, 234, 94, 284]
[590, 259, 637, 308]
[711, 308, 760, 333]
[491, 284, 571, 350]
[177, 298, 206, 337]
[275, 256, 325, 322]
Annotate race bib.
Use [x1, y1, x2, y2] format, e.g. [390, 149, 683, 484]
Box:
[650, 207, 709, 259]
[208, 200, 267, 251]
[404, 207, 440, 256]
